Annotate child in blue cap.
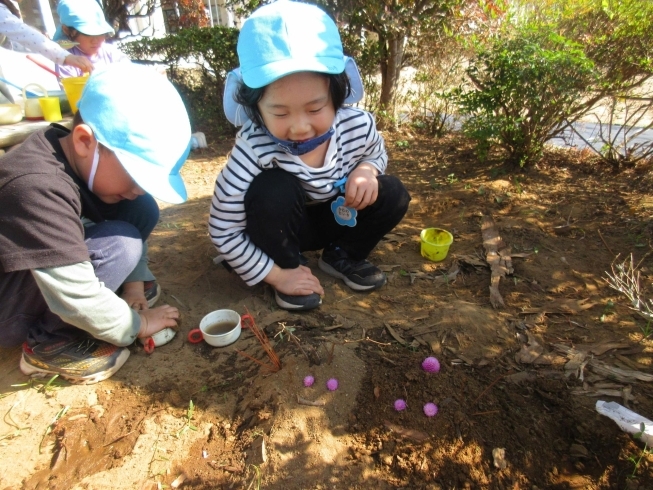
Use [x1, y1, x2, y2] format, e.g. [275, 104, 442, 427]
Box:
[210, 0, 410, 311]
[0, 63, 191, 384]
[54, 0, 129, 78]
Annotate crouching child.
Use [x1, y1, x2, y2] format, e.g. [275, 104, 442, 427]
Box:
[0, 63, 192, 384]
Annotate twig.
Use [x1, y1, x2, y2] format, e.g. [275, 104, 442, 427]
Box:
[471, 374, 506, 406]
[413, 328, 443, 337]
[326, 342, 335, 365]
[605, 254, 653, 320]
[297, 395, 326, 407]
[597, 229, 615, 256]
[276, 324, 310, 362]
[471, 410, 500, 416]
[635, 244, 653, 270]
[170, 295, 186, 308]
[336, 295, 354, 303]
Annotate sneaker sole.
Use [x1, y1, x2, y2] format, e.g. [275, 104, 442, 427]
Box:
[318, 258, 387, 291]
[274, 290, 322, 311]
[147, 283, 161, 308]
[19, 349, 131, 385]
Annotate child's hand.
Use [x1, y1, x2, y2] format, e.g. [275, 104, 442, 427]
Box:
[63, 54, 94, 73]
[265, 265, 324, 296]
[137, 305, 180, 338]
[121, 281, 148, 310]
[345, 164, 379, 210]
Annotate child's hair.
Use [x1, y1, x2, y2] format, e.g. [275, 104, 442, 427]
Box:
[235, 71, 351, 128]
[62, 25, 82, 40]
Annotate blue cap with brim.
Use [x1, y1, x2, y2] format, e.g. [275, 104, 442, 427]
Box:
[53, 0, 115, 41]
[223, 0, 365, 126]
[78, 63, 191, 204]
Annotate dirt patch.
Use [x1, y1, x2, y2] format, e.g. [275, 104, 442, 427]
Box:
[2, 133, 653, 489]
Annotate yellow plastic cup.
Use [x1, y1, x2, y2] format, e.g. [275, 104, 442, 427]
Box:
[420, 228, 453, 262]
[61, 75, 89, 113]
[38, 97, 62, 122]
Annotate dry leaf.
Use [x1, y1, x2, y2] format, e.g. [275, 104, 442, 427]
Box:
[515, 334, 544, 364]
[384, 323, 407, 345]
[374, 386, 381, 399]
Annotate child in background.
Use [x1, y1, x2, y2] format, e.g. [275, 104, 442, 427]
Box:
[54, 0, 128, 78]
[0, 63, 192, 384]
[0, 0, 92, 72]
[210, 0, 410, 311]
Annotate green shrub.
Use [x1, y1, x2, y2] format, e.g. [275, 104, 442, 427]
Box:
[122, 26, 239, 134]
[453, 26, 597, 168]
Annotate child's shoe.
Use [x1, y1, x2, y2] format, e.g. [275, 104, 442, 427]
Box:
[319, 247, 387, 291]
[20, 338, 130, 385]
[144, 281, 161, 308]
[274, 289, 322, 311]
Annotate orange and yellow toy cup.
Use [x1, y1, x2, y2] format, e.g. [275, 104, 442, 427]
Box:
[38, 97, 62, 122]
[61, 75, 89, 113]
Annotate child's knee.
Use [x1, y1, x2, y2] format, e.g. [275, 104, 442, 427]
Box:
[379, 175, 411, 212]
[245, 169, 304, 212]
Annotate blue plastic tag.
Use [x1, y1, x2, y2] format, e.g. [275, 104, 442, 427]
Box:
[331, 196, 357, 227]
[331, 177, 357, 227]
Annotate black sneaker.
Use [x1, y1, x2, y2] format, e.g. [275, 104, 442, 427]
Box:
[20, 338, 130, 385]
[319, 247, 387, 291]
[274, 289, 322, 311]
[144, 281, 161, 308]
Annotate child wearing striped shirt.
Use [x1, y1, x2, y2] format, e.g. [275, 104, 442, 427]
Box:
[210, 0, 410, 311]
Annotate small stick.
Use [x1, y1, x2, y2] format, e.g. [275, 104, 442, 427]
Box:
[336, 295, 354, 303]
[597, 229, 615, 256]
[297, 395, 325, 407]
[471, 410, 500, 416]
[170, 295, 186, 308]
[471, 374, 506, 406]
[413, 328, 442, 337]
[326, 343, 335, 365]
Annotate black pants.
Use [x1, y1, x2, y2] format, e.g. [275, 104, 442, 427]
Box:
[244, 169, 411, 269]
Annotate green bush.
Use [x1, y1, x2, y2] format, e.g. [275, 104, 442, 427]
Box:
[122, 26, 239, 134]
[453, 26, 597, 168]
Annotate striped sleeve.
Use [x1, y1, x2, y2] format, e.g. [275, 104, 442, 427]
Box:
[337, 109, 387, 175]
[208, 129, 273, 286]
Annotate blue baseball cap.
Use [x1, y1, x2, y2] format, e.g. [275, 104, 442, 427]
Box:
[223, 0, 364, 126]
[78, 63, 192, 204]
[53, 0, 115, 41]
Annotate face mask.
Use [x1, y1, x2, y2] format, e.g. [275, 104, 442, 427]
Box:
[87, 142, 100, 192]
[263, 127, 334, 156]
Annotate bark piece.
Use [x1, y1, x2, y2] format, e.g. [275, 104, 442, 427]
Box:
[554, 344, 653, 383]
[481, 215, 513, 308]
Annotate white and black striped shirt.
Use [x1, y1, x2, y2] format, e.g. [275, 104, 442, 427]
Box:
[209, 106, 388, 286]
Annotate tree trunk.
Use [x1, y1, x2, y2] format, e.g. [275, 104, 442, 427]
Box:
[378, 35, 405, 130]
